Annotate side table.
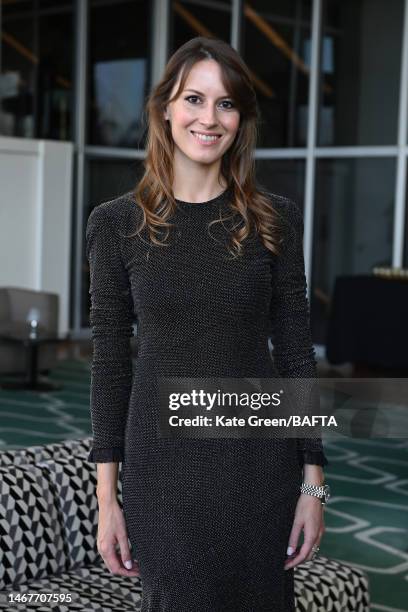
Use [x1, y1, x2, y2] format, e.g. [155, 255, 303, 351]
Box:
[0, 330, 72, 391]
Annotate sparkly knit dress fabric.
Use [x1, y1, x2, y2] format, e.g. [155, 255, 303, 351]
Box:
[86, 187, 329, 612]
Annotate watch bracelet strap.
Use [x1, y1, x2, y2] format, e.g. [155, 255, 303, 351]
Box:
[300, 482, 325, 498]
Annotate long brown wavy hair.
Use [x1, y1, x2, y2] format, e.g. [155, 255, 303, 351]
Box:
[130, 35, 284, 258]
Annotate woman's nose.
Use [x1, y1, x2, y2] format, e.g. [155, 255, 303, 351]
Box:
[199, 106, 218, 126]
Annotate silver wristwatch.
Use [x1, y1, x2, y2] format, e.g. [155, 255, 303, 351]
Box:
[300, 482, 331, 505]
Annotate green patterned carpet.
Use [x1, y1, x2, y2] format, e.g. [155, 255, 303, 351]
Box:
[0, 358, 407, 611]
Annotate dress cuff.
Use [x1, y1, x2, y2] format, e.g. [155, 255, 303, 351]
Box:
[297, 449, 329, 467]
[87, 447, 124, 463]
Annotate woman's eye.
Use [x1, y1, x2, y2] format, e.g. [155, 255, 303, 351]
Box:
[220, 100, 235, 110]
[184, 96, 235, 109]
[185, 95, 201, 104]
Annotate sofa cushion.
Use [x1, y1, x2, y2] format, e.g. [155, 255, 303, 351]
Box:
[0, 553, 370, 612]
[295, 554, 370, 610]
[37, 455, 122, 569]
[0, 562, 142, 611]
[0, 437, 92, 468]
[0, 464, 67, 591]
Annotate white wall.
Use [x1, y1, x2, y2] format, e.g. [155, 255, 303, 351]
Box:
[0, 136, 73, 334]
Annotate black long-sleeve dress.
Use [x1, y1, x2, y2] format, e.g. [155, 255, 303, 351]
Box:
[86, 186, 329, 612]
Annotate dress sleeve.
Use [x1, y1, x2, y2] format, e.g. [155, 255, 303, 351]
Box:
[85, 205, 135, 463]
[269, 197, 329, 468]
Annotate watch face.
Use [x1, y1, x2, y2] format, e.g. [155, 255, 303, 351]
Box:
[323, 484, 331, 500]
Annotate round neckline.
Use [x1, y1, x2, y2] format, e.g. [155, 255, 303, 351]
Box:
[174, 187, 230, 206]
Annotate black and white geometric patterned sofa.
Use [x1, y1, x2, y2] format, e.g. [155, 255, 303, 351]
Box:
[0, 437, 370, 611]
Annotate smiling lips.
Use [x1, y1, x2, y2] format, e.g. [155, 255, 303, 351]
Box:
[190, 130, 222, 145]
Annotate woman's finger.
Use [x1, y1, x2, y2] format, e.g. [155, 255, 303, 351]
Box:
[305, 522, 325, 562]
[103, 548, 141, 576]
[285, 518, 303, 562]
[284, 534, 315, 570]
[117, 533, 138, 572]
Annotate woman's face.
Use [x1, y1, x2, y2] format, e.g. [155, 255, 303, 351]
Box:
[164, 59, 240, 167]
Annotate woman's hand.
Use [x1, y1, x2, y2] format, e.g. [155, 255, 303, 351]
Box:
[97, 499, 141, 577]
[284, 493, 325, 570]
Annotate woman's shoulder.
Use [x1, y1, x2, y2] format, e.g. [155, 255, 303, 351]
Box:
[257, 188, 304, 232]
[259, 187, 302, 216]
[87, 190, 143, 235]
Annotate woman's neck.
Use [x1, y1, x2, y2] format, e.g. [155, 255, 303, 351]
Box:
[171, 154, 227, 204]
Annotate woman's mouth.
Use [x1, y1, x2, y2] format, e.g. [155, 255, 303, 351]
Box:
[190, 131, 223, 146]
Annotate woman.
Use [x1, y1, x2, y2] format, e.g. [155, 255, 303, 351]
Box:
[86, 36, 329, 612]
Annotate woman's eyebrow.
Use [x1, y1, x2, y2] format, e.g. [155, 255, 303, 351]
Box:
[184, 88, 232, 98]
